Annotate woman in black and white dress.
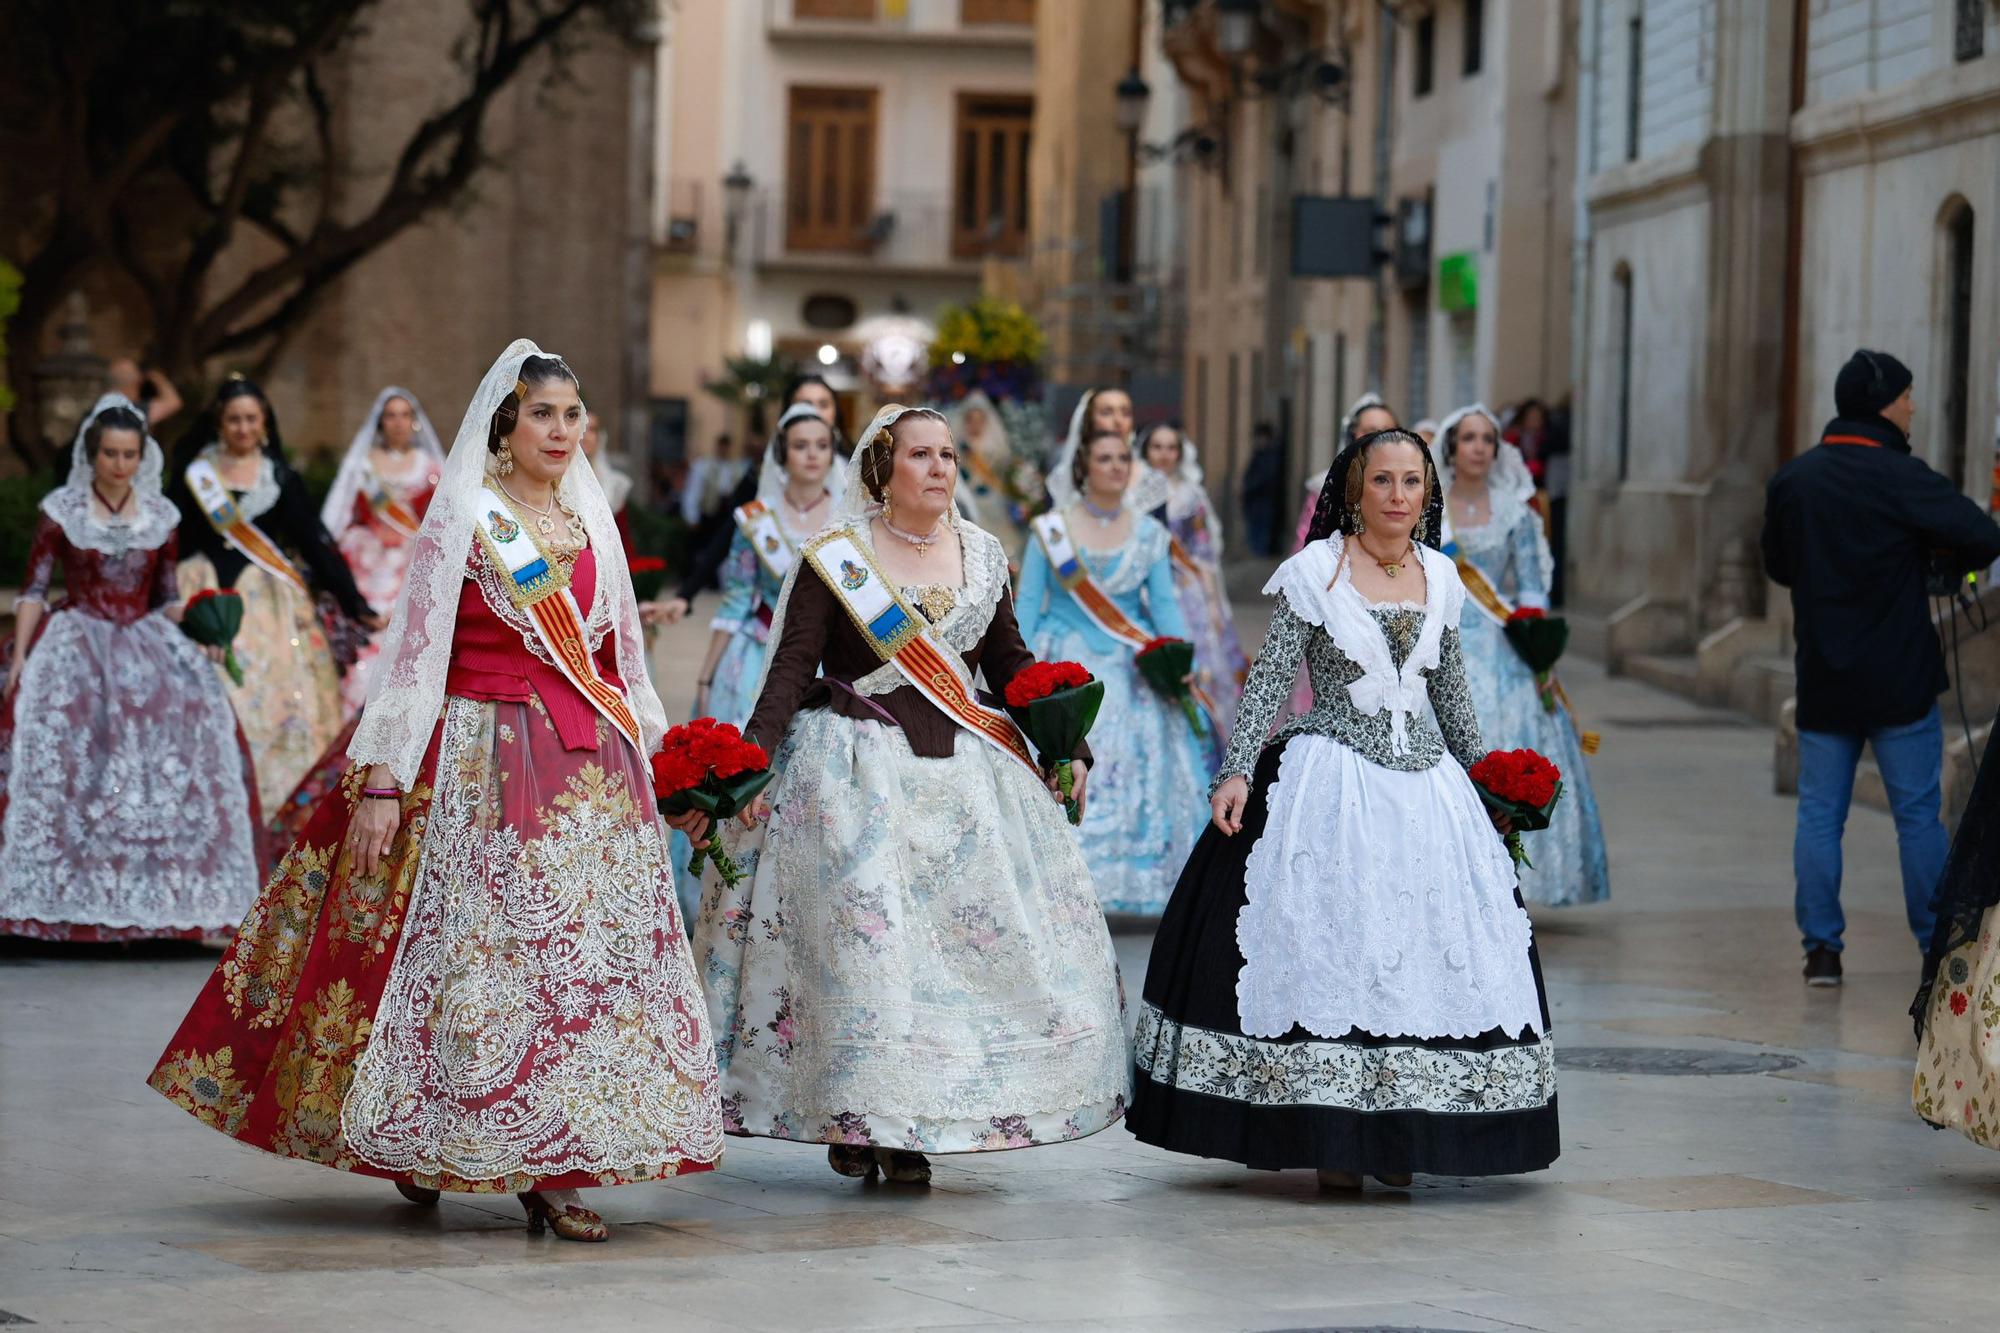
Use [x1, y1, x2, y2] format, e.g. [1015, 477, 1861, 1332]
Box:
[1127, 428, 1557, 1188]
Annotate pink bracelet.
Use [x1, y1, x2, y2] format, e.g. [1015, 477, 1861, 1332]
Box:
[361, 787, 400, 800]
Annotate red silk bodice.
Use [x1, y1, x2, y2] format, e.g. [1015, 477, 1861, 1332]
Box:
[19, 515, 180, 626]
[443, 544, 628, 752]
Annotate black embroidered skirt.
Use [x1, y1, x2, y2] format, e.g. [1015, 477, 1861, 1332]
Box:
[1127, 743, 1561, 1177]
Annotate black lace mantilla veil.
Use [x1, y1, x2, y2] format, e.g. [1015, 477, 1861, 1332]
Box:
[1302, 427, 1447, 549]
[1913, 714, 2000, 1037]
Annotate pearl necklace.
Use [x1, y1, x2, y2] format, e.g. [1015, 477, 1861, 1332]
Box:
[881, 512, 947, 557]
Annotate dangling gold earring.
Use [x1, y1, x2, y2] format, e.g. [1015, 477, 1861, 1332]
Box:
[882, 492, 895, 527]
[497, 445, 516, 477]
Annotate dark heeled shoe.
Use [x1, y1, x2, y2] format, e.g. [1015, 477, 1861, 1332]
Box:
[878, 1149, 931, 1185]
[516, 1191, 608, 1242]
[395, 1180, 441, 1206]
[1373, 1172, 1413, 1188]
[827, 1144, 879, 1179]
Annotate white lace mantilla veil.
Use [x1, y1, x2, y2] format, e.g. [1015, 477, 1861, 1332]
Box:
[319, 385, 446, 535]
[1129, 424, 1213, 534]
[40, 392, 180, 555]
[754, 401, 849, 513]
[347, 339, 668, 787]
[1434, 401, 1553, 588]
[1045, 389, 1104, 512]
[750, 404, 952, 706]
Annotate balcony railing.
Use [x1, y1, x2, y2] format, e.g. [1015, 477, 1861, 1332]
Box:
[743, 189, 1021, 272]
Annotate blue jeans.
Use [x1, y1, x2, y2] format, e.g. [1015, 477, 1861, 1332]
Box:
[1794, 705, 1947, 954]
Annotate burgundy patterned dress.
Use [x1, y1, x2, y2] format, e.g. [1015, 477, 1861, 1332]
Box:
[0, 515, 262, 940]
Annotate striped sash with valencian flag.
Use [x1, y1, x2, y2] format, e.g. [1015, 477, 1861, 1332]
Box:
[805, 527, 1039, 777]
[185, 457, 310, 595]
[474, 486, 642, 755]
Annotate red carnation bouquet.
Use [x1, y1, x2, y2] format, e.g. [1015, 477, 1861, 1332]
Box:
[1467, 747, 1564, 870]
[1003, 660, 1104, 825]
[181, 588, 246, 685]
[651, 718, 775, 887]
[1135, 636, 1205, 738]
[629, 555, 669, 603]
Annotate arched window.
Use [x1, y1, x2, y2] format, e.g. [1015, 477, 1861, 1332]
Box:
[1939, 197, 1974, 491]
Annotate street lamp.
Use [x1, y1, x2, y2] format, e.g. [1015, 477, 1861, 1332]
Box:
[722, 160, 753, 256]
[1114, 66, 1151, 135]
[1215, 0, 1260, 58]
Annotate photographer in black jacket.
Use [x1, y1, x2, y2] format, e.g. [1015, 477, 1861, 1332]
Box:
[1763, 350, 2000, 987]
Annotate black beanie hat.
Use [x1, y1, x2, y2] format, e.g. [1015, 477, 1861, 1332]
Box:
[1834, 349, 1913, 420]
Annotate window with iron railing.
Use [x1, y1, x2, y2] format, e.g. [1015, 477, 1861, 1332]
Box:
[786, 86, 879, 252]
[953, 93, 1033, 258]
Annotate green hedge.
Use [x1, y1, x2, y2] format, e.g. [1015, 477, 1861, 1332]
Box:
[0, 473, 52, 589]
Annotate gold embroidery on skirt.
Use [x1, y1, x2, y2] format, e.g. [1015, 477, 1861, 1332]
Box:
[221, 843, 337, 1028]
[148, 1047, 250, 1134]
[269, 979, 374, 1163]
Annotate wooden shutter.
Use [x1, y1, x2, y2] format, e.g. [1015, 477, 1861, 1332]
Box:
[795, 0, 874, 19]
[786, 87, 878, 253]
[961, 0, 1034, 23]
[952, 93, 1032, 258]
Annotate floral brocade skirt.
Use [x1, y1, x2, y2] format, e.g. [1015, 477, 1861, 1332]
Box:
[1915, 905, 2000, 1148]
[150, 696, 724, 1191]
[693, 710, 1131, 1153]
[178, 557, 345, 816]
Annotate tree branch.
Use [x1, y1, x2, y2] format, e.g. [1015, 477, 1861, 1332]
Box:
[192, 0, 597, 358]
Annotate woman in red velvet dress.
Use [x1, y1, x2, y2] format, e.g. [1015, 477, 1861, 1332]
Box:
[321, 386, 446, 714]
[149, 343, 722, 1243]
[0, 395, 262, 941]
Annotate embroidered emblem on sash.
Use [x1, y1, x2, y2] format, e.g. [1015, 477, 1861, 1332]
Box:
[839, 559, 869, 590]
[487, 510, 521, 544]
[764, 535, 782, 555]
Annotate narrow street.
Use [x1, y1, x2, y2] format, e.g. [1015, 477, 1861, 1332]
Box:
[1, 585, 1986, 1332]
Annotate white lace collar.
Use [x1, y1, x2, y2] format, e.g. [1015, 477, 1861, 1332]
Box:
[195, 444, 283, 521]
[38, 486, 180, 556]
[1264, 534, 1464, 756]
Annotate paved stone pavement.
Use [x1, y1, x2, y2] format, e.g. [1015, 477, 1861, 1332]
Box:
[3, 577, 1993, 1332]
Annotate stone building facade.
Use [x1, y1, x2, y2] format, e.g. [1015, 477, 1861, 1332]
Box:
[1138, 0, 1577, 547]
[1570, 0, 2000, 668]
[649, 0, 1035, 465]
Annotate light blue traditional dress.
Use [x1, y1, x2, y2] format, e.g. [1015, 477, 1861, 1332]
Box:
[1016, 506, 1213, 916]
[1437, 410, 1609, 907]
[671, 422, 844, 921]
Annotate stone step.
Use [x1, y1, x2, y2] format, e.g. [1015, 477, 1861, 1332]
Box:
[1622, 651, 1701, 700]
